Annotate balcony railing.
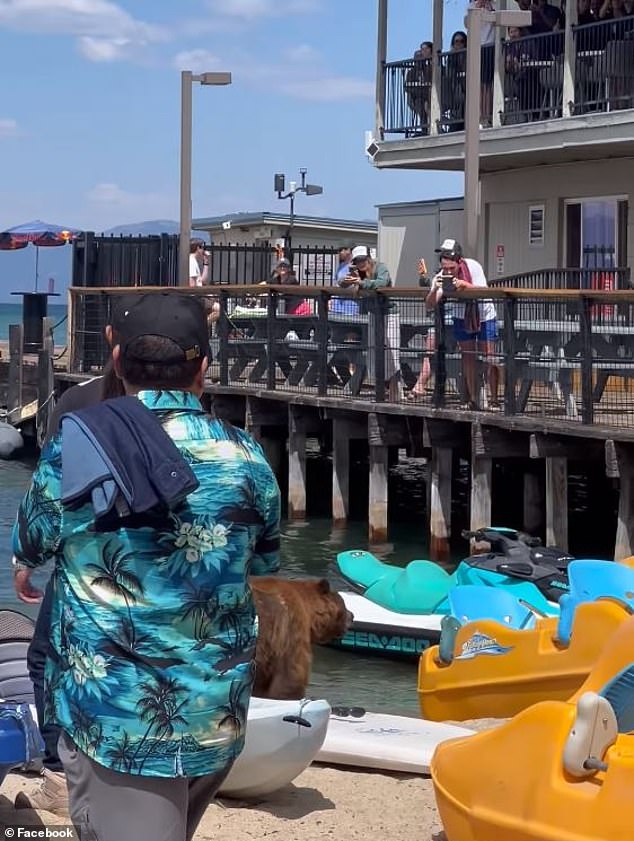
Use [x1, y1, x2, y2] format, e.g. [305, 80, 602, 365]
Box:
[382, 17, 634, 137]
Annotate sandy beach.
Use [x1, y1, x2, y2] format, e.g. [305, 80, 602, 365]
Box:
[0, 764, 447, 841]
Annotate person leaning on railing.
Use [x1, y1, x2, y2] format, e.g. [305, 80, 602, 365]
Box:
[339, 246, 401, 398]
[425, 239, 499, 411]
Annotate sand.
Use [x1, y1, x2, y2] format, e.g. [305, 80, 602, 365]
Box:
[0, 765, 446, 841]
[0, 719, 505, 840]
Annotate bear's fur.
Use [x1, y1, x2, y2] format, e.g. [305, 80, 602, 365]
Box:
[251, 577, 352, 700]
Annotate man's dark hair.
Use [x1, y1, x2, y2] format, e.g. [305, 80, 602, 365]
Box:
[119, 335, 203, 389]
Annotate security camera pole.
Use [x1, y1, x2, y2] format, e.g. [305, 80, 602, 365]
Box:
[274, 169, 323, 264]
[463, 7, 531, 259]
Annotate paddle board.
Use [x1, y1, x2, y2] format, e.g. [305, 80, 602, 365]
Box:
[220, 697, 331, 798]
[317, 709, 474, 774]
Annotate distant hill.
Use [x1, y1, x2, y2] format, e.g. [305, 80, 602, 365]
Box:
[103, 220, 179, 236]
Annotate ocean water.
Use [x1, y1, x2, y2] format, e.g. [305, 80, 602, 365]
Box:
[0, 302, 68, 345]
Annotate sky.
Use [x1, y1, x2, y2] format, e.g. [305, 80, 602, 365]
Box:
[0, 0, 468, 297]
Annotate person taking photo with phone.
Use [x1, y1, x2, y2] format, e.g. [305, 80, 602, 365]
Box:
[425, 238, 499, 410]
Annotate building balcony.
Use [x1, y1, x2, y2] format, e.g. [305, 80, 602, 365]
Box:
[372, 15, 634, 173]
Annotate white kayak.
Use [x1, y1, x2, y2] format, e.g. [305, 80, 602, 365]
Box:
[333, 591, 444, 659]
[220, 697, 331, 798]
[317, 708, 473, 774]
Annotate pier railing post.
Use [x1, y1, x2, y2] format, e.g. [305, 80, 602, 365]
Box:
[7, 323, 24, 425]
[580, 296, 594, 425]
[266, 291, 277, 391]
[373, 296, 386, 403]
[37, 317, 55, 447]
[317, 292, 329, 397]
[433, 300, 446, 408]
[217, 289, 229, 386]
[503, 296, 517, 416]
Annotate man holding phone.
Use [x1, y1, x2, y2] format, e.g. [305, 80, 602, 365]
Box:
[425, 238, 498, 410]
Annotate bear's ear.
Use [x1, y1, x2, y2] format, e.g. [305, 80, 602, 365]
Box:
[316, 578, 331, 594]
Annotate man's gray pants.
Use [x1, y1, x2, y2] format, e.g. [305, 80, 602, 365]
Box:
[59, 731, 232, 841]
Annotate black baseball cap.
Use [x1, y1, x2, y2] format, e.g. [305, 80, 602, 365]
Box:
[116, 293, 210, 363]
[435, 238, 463, 260]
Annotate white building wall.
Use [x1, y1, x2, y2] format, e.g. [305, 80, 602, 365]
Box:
[482, 159, 634, 278]
[378, 200, 464, 285]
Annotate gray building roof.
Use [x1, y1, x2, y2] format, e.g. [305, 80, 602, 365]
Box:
[192, 211, 377, 234]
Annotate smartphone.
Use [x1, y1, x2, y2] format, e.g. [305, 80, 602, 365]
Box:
[441, 273, 455, 296]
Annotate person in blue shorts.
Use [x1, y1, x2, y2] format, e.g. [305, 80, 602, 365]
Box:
[426, 239, 499, 409]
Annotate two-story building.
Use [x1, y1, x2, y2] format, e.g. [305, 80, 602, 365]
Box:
[370, 0, 634, 284]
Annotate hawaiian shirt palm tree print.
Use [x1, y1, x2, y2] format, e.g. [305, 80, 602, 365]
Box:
[13, 390, 280, 778]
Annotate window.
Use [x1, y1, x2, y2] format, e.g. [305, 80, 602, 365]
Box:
[565, 198, 628, 269]
[528, 205, 545, 247]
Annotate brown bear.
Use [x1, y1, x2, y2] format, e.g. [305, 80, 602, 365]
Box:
[251, 577, 352, 700]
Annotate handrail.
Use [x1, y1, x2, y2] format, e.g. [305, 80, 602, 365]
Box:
[67, 284, 634, 303]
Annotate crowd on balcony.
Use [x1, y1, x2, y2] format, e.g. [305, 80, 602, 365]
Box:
[398, 0, 634, 136]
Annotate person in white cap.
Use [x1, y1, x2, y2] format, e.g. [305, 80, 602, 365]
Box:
[340, 246, 401, 399]
[425, 238, 499, 410]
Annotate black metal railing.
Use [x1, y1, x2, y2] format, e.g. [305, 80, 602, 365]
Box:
[382, 17, 634, 137]
[490, 266, 631, 290]
[501, 30, 565, 125]
[68, 285, 634, 430]
[574, 16, 634, 114]
[385, 57, 432, 136]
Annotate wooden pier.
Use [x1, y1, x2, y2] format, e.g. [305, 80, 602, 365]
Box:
[8, 282, 634, 563]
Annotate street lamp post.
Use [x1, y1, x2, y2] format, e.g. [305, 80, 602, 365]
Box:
[463, 8, 531, 259]
[274, 169, 323, 263]
[179, 70, 232, 287]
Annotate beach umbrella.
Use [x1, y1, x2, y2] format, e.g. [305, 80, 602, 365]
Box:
[0, 220, 82, 290]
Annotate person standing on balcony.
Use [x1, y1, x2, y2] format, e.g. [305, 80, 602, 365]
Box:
[425, 239, 499, 410]
[405, 42, 433, 135]
[465, 0, 495, 126]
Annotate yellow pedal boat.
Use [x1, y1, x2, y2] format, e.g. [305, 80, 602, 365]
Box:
[431, 613, 634, 841]
[418, 598, 630, 721]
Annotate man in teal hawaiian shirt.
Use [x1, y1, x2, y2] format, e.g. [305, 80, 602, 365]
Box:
[12, 293, 281, 841]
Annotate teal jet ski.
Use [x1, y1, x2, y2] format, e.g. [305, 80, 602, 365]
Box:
[337, 527, 573, 616]
[331, 529, 575, 659]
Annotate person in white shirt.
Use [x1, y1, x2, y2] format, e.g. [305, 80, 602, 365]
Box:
[426, 238, 499, 410]
[465, 0, 496, 125]
[189, 240, 210, 288]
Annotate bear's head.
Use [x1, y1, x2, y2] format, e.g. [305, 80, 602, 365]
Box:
[305, 579, 353, 644]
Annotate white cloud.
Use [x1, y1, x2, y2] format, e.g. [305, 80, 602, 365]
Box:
[0, 118, 18, 137]
[0, 0, 166, 62]
[281, 76, 374, 102]
[205, 0, 319, 20]
[284, 44, 320, 63]
[87, 182, 173, 218]
[78, 36, 133, 62]
[173, 49, 222, 74]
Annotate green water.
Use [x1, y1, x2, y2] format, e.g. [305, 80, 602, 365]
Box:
[0, 455, 422, 716]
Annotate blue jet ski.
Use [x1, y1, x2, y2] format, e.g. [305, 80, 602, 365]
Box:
[332, 528, 576, 660]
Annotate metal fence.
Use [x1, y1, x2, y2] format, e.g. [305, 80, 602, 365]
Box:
[68, 285, 634, 430]
[72, 233, 341, 288]
[490, 266, 631, 290]
[382, 17, 634, 136]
